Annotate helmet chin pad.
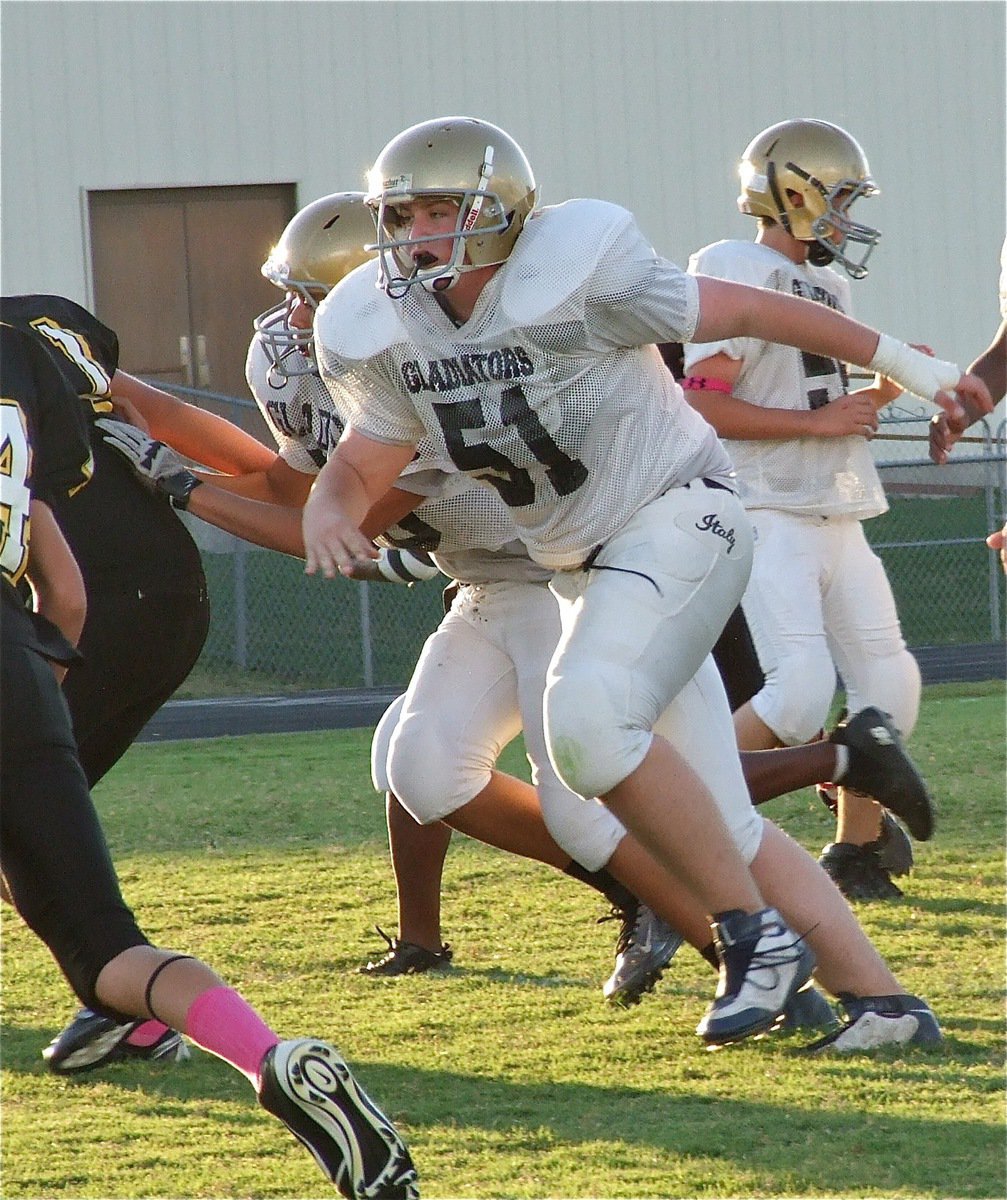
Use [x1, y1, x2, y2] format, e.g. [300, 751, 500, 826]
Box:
[807, 241, 836, 266]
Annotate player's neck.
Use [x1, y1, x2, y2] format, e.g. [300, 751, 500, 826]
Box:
[435, 264, 499, 325]
[756, 225, 809, 267]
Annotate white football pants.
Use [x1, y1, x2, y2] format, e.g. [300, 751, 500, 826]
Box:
[378, 578, 627, 872]
[545, 482, 765, 862]
[742, 510, 921, 745]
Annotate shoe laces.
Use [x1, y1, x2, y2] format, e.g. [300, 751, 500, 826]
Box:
[597, 902, 640, 956]
[719, 914, 812, 996]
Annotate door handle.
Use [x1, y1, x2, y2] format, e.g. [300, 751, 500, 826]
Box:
[195, 334, 211, 388]
[179, 335, 194, 387]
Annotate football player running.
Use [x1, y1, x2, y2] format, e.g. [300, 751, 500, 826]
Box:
[0, 323, 418, 1200]
[303, 116, 989, 1049]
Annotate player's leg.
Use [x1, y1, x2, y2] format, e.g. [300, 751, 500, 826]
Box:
[820, 519, 925, 898]
[53, 584, 210, 1065]
[653, 654, 940, 1050]
[65, 584, 209, 787]
[546, 484, 813, 1045]
[361, 694, 454, 974]
[1, 630, 417, 1197]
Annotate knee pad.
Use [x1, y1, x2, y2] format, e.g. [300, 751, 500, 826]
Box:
[370, 695, 405, 794]
[386, 712, 495, 824]
[544, 663, 650, 800]
[845, 648, 922, 740]
[752, 650, 837, 746]
[535, 778, 627, 872]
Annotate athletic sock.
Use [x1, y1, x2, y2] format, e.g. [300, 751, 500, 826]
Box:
[125, 1019, 171, 1047]
[563, 862, 635, 912]
[183, 985, 280, 1088]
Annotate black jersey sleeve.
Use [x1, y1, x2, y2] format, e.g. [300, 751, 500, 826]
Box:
[1, 323, 93, 505]
[0, 294, 119, 409]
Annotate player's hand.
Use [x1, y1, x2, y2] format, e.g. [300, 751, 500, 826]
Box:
[928, 409, 970, 465]
[810, 393, 879, 439]
[95, 417, 202, 510]
[987, 523, 1007, 574]
[341, 548, 440, 585]
[302, 494, 378, 580]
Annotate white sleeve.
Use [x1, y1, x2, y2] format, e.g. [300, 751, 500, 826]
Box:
[583, 216, 701, 348]
[316, 342, 425, 448]
[682, 241, 764, 371]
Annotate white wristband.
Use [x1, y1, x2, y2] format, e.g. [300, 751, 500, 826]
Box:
[868, 333, 960, 403]
[376, 547, 440, 585]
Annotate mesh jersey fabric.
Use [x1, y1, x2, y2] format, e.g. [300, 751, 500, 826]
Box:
[684, 239, 887, 519]
[245, 332, 548, 585]
[315, 197, 731, 569]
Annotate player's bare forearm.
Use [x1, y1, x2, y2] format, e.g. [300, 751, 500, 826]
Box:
[967, 320, 1007, 408]
[302, 433, 415, 578]
[187, 487, 306, 558]
[687, 389, 824, 440]
[693, 277, 880, 367]
[111, 371, 276, 474]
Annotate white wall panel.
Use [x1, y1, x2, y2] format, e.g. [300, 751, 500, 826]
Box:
[2, 0, 1003, 382]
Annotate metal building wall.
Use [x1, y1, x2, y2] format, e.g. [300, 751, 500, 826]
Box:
[2, 0, 1004, 376]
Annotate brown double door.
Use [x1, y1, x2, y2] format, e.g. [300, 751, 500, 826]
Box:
[88, 184, 296, 439]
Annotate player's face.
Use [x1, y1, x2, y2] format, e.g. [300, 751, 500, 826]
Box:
[286, 286, 326, 332]
[389, 197, 464, 269]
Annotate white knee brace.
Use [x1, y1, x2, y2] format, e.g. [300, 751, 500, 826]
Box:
[752, 651, 838, 746]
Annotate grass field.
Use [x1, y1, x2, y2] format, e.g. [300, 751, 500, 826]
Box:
[2, 683, 1004, 1199]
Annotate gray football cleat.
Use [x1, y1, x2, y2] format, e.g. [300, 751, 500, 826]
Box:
[603, 902, 683, 1007]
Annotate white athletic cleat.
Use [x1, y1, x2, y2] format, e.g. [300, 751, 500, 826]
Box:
[698, 907, 815, 1046]
[802, 993, 942, 1053]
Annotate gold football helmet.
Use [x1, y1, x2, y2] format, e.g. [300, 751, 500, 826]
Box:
[365, 116, 537, 297]
[738, 119, 880, 278]
[254, 192, 376, 376]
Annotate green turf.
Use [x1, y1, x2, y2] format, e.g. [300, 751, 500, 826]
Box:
[2, 684, 1004, 1198]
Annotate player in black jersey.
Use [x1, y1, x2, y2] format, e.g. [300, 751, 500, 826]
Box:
[0, 295, 276, 1071]
[0, 295, 214, 783]
[0, 321, 419, 1199]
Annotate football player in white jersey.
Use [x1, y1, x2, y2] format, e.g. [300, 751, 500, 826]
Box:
[303, 116, 990, 1049]
[681, 120, 991, 902]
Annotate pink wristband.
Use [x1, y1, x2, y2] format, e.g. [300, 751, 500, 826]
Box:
[681, 376, 733, 394]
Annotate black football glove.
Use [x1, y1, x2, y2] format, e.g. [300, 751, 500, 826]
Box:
[95, 418, 203, 510]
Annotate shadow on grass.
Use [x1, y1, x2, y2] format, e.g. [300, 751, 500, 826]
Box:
[3, 1022, 1001, 1198]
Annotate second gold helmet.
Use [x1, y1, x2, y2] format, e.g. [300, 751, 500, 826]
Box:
[738, 119, 880, 278]
[255, 192, 376, 376]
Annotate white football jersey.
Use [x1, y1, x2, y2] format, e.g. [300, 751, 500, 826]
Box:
[246, 332, 344, 473]
[246, 332, 545, 584]
[315, 198, 732, 570]
[684, 239, 886, 519]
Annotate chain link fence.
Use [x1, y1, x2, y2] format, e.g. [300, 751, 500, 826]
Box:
[168, 388, 1005, 697]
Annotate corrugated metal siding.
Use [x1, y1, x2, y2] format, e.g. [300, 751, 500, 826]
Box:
[2, 0, 1003, 375]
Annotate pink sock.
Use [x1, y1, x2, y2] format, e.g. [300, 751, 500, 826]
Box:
[126, 1019, 171, 1048]
[183, 986, 280, 1088]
